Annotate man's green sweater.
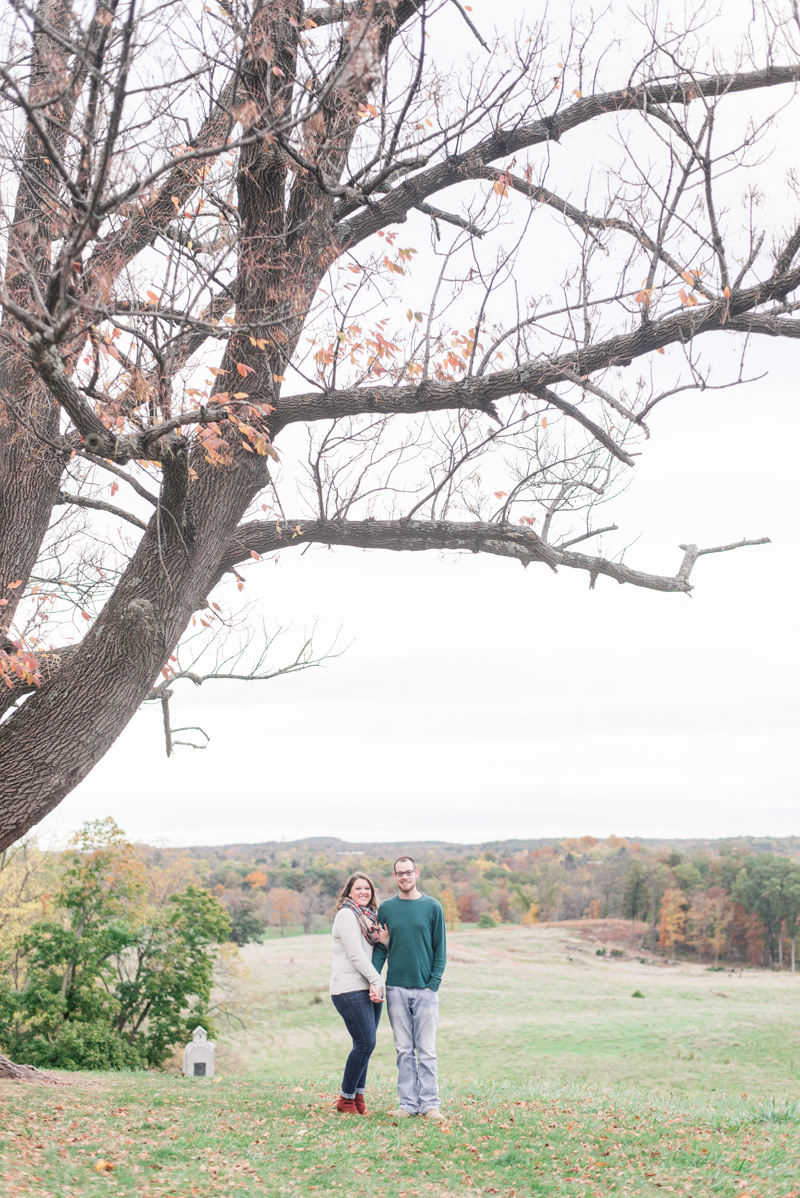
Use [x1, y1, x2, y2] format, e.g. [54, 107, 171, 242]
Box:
[371, 894, 447, 992]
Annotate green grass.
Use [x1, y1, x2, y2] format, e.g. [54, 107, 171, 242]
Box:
[3, 922, 800, 1197]
[219, 923, 800, 1095]
[2, 1073, 800, 1197]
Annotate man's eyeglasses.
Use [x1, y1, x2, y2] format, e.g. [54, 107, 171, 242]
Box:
[394, 869, 416, 878]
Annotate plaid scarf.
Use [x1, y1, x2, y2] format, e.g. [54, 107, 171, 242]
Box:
[342, 897, 381, 944]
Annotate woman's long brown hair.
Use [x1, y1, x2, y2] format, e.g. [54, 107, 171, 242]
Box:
[336, 871, 378, 910]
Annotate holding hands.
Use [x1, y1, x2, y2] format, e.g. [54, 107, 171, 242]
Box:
[370, 923, 389, 1002]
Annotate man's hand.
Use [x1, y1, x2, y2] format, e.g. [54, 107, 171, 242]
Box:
[377, 923, 390, 945]
[369, 982, 384, 1003]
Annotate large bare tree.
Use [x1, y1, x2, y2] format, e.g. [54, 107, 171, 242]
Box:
[1, 0, 798, 850]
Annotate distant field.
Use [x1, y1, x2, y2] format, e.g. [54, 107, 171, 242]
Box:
[217, 922, 800, 1097]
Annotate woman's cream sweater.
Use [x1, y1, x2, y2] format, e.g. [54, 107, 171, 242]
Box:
[330, 907, 383, 995]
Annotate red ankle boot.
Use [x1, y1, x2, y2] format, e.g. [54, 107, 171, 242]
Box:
[354, 1094, 368, 1115]
[336, 1096, 358, 1114]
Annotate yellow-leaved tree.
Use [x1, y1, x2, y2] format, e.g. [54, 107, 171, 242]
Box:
[0, 837, 58, 990]
[659, 889, 689, 961]
[440, 888, 459, 932]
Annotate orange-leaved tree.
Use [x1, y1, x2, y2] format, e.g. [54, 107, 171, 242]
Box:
[268, 886, 301, 935]
[2, 0, 800, 849]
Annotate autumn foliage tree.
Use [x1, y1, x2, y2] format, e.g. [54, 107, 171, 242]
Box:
[658, 888, 689, 961]
[440, 886, 458, 931]
[3, 0, 800, 849]
[268, 885, 301, 934]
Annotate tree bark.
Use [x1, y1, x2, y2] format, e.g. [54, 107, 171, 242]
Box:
[0, 442, 267, 849]
[0, 1054, 57, 1083]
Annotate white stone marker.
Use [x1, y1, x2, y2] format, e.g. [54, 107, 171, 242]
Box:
[182, 1026, 216, 1078]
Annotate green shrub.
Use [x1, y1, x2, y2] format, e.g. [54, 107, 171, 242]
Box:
[1, 820, 230, 1071]
[17, 1021, 148, 1071]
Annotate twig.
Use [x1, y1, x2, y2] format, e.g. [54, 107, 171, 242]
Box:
[449, 0, 490, 51]
[55, 491, 148, 530]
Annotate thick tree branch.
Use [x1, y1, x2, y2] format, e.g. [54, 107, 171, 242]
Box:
[335, 66, 800, 247]
[221, 519, 770, 594]
[271, 266, 800, 435]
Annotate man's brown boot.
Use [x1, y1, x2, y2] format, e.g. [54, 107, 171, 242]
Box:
[354, 1094, 368, 1115]
[336, 1096, 358, 1114]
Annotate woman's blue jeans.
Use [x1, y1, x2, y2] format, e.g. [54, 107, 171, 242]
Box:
[331, 989, 382, 1098]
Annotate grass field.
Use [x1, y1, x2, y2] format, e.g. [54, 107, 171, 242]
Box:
[218, 922, 800, 1096]
[2, 923, 799, 1198]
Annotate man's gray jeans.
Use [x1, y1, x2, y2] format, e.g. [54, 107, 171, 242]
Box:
[386, 985, 440, 1114]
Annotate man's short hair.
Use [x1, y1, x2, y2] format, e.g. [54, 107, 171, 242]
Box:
[393, 855, 417, 872]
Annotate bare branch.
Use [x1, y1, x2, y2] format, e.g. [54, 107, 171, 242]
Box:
[55, 491, 147, 531]
[557, 525, 619, 549]
[448, 0, 490, 51]
[272, 267, 800, 436]
[223, 520, 771, 595]
[336, 66, 800, 248]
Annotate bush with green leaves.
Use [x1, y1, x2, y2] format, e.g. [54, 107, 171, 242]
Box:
[0, 820, 230, 1070]
[227, 897, 267, 946]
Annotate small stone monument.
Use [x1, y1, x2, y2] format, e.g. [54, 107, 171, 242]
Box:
[182, 1026, 216, 1078]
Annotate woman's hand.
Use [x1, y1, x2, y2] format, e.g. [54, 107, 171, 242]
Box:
[377, 923, 390, 945]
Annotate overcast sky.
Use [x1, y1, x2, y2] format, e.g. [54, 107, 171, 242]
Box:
[39, 0, 799, 849]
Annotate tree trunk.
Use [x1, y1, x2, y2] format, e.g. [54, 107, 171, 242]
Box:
[0, 447, 267, 851]
[0, 1054, 57, 1083]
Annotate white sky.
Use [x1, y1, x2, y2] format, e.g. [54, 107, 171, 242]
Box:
[39, 0, 800, 849]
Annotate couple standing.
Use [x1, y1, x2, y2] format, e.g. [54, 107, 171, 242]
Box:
[329, 856, 446, 1121]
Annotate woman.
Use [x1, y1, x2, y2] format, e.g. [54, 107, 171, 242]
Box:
[330, 871, 389, 1115]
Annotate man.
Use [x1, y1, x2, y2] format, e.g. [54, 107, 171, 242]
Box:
[370, 856, 447, 1121]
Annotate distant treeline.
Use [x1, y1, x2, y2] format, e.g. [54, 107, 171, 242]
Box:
[188, 834, 800, 969]
[4, 831, 799, 975]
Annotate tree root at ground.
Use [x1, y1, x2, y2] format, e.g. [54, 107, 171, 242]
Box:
[0, 1054, 58, 1083]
